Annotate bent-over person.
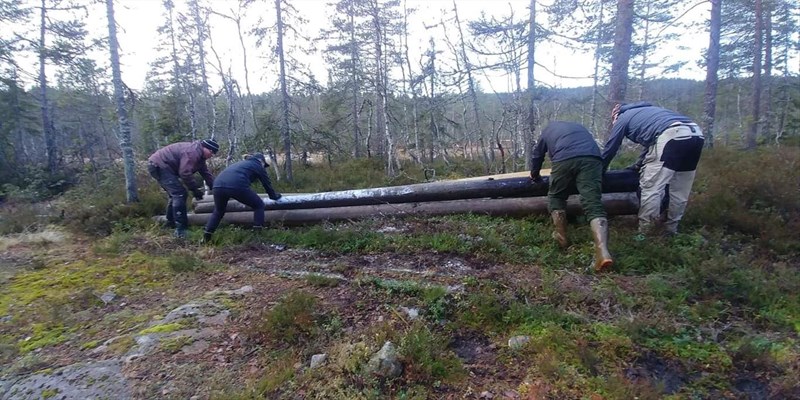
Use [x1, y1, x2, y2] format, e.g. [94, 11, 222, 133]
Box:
[203, 153, 282, 243]
[148, 139, 219, 238]
[602, 102, 704, 236]
[531, 121, 613, 272]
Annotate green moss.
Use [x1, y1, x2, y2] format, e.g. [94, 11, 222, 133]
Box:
[80, 340, 100, 350]
[160, 335, 194, 353]
[18, 324, 70, 353]
[41, 388, 59, 399]
[138, 322, 185, 335]
[305, 274, 341, 288]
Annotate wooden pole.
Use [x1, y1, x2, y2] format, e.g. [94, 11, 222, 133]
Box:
[171, 192, 638, 227]
[193, 170, 638, 213]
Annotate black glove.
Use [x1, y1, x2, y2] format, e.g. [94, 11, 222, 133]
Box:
[269, 193, 282, 201]
[625, 163, 641, 172]
[192, 189, 204, 201]
[530, 171, 543, 184]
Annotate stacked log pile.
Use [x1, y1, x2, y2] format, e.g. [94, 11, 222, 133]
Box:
[176, 170, 639, 227]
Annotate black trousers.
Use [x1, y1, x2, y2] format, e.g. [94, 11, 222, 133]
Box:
[204, 187, 266, 233]
[148, 162, 188, 230]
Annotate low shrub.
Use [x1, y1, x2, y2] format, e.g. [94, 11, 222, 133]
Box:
[258, 290, 320, 346]
[58, 164, 166, 237]
[685, 147, 800, 253]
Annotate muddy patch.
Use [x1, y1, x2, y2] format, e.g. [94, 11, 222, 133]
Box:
[625, 352, 690, 395]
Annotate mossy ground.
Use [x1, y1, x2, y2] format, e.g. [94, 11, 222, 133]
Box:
[0, 148, 798, 398]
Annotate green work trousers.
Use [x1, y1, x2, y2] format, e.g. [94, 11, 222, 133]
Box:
[548, 156, 606, 221]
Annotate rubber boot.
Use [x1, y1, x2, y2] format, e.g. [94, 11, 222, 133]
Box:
[202, 231, 212, 244]
[590, 218, 614, 272]
[550, 210, 569, 249]
[173, 228, 187, 240]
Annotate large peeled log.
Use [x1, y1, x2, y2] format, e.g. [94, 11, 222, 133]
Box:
[169, 192, 639, 227]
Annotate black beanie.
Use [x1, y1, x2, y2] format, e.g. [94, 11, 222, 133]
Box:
[201, 139, 220, 154]
[251, 152, 269, 168]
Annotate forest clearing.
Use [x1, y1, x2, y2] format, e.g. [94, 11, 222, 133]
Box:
[2, 0, 800, 398]
[1, 148, 799, 399]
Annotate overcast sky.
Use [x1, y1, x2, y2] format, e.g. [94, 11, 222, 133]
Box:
[7, 0, 716, 93]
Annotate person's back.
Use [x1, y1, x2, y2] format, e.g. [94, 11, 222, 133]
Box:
[537, 121, 601, 163]
[214, 158, 263, 190]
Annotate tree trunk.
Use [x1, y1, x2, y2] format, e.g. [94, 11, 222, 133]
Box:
[39, 0, 57, 173]
[106, 0, 138, 203]
[746, 0, 763, 150]
[193, 169, 639, 212]
[589, 1, 606, 136]
[526, 0, 536, 169]
[190, 0, 214, 139]
[276, 0, 293, 181]
[349, 4, 362, 158]
[181, 193, 639, 227]
[702, 0, 721, 148]
[762, 3, 772, 140]
[454, 1, 488, 169]
[606, 0, 634, 139]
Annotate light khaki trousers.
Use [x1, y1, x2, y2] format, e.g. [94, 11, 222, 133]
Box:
[639, 125, 704, 234]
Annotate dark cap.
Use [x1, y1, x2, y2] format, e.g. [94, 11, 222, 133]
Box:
[201, 139, 220, 154]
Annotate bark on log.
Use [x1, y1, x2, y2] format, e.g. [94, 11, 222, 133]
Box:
[193, 169, 638, 213]
[171, 192, 638, 227]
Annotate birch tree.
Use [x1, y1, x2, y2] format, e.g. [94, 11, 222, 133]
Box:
[105, 0, 137, 202]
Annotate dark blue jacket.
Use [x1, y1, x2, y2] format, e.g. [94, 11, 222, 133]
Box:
[531, 121, 601, 175]
[213, 158, 278, 198]
[601, 102, 693, 169]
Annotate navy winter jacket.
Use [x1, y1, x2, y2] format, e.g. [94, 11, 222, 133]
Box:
[601, 102, 694, 169]
[530, 121, 602, 176]
[213, 158, 279, 198]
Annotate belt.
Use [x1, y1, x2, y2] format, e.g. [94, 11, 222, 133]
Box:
[669, 121, 697, 133]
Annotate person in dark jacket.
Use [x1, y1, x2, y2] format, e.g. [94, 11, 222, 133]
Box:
[531, 121, 613, 272]
[148, 139, 219, 238]
[601, 102, 704, 235]
[202, 153, 282, 242]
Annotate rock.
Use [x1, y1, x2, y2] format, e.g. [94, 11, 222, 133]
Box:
[181, 340, 209, 355]
[508, 335, 531, 350]
[310, 353, 327, 369]
[400, 306, 419, 320]
[98, 291, 116, 305]
[366, 341, 403, 378]
[480, 391, 494, 399]
[232, 285, 253, 295]
[1, 360, 131, 399]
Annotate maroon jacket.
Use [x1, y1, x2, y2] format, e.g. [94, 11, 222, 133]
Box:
[148, 141, 214, 191]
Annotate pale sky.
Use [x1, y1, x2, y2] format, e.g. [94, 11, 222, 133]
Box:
[5, 0, 716, 93]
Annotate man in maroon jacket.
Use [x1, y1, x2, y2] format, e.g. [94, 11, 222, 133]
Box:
[147, 139, 219, 238]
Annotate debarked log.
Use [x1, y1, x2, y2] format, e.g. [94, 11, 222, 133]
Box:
[171, 192, 639, 227]
[193, 169, 638, 213]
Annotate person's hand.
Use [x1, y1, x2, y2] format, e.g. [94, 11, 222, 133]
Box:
[625, 163, 641, 172]
[269, 193, 282, 201]
[192, 189, 204, 201]
[530, 171, 543, 184]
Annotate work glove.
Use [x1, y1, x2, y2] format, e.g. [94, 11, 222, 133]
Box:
[624, 163, 641, 172]
[192, 189, 204, 201]
[269, 193, 282, 201]
[530, 171, 543, 184]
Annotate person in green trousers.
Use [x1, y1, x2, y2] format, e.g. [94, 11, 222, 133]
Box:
[530, 121, 613, 272]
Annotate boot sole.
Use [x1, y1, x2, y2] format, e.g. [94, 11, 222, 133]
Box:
[595, 259, 614, 272]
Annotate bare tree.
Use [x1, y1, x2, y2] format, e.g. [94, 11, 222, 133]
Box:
[702, 0, 721, 148]
[105, 0, 137, 202]
[745, 0, 763, 149]
[276, 0, 293, 181]
[606, 0, 634, 137]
